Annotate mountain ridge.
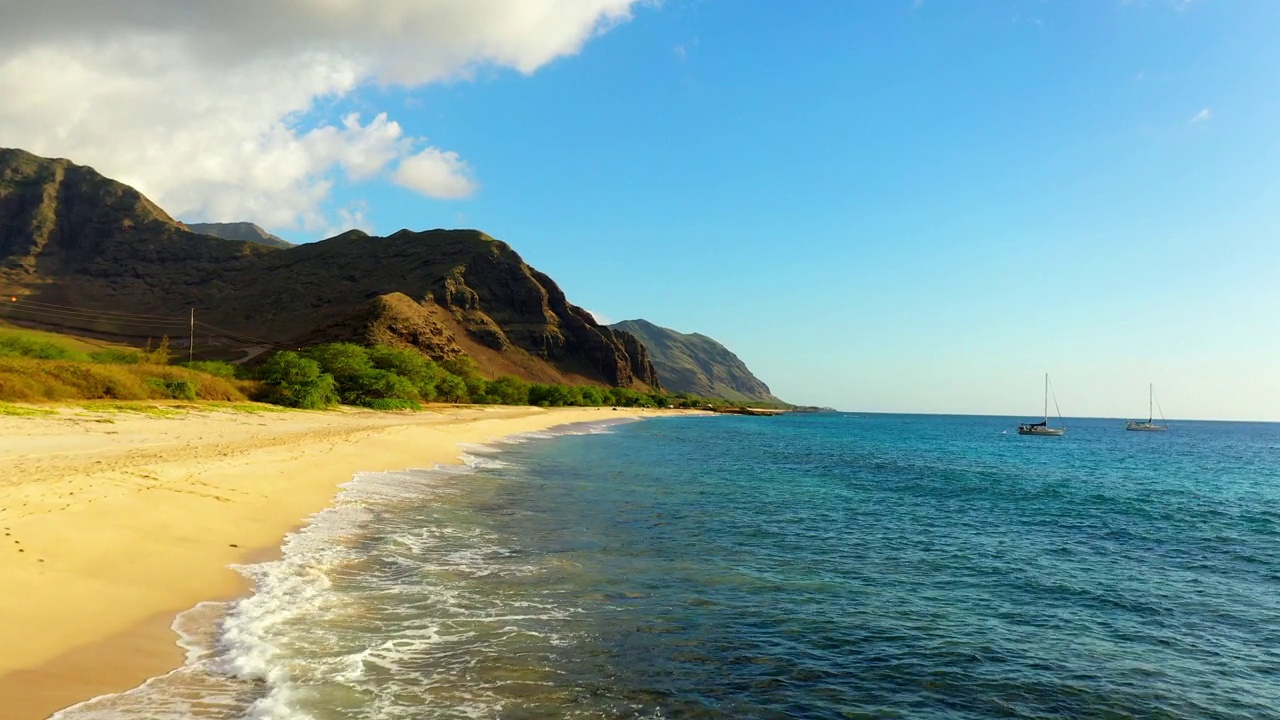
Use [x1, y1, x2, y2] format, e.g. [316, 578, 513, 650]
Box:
[0, 147, 659, 390]
[185, 222, 294, 249]
[610, 318, 782, 404]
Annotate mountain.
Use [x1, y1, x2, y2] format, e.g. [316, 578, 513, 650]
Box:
[185, 222, 294, 249]
[0, 147, 659, 389]
[610, 319, 782, 403]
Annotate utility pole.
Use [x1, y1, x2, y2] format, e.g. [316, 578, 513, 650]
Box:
[189, 308, 195, 363]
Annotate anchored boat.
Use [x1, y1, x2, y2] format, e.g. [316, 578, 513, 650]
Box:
[1126, 383, 1168, 432]
[1018, 373, 1065, 436]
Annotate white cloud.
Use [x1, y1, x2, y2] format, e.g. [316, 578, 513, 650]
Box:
[0, 1, 640, 234]
[586, 309, 613, 325]
[1189, 107, 1212, 125]
[392, 148, 478, 199]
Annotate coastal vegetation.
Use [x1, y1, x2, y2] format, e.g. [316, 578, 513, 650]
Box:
[0, 328, 249, 403]
[257, 342, 722, 411]
[0, 329, 750, 412]
[0, 357, 247, 403]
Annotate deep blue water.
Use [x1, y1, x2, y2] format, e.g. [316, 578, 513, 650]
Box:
[60, 413, 1280, 719]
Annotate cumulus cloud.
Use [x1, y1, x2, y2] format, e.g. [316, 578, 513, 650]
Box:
[1189, 107, 1212, 125]
[0, 0, 639, 233]
[393, 149, 478, 200]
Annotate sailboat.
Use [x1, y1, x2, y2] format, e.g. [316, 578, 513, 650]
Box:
[1126, 384, 1168, 432]
[1017, 373, 1065, 436]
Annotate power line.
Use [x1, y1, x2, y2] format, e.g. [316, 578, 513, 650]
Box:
[0, 303, 191, 329]
[6, 297, 189, 321]
[194, 321, 297, 351]
[2, 297, 303, 355]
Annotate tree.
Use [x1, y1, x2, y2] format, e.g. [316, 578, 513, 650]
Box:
[578, 386, 608, 406]
[436, 373, 469, 403]
[485, 375, 530, 405]
[305, 343, 374, 386]
[442, 355, 487, 398]
[258, 351, 338, 409]
[345, 368, 420, 407]
[367, 345, 442, 401]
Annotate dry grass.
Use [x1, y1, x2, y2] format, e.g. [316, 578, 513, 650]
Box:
[0, 357, 250, 403]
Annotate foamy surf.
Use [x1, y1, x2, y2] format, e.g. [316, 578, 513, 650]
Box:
[51, 419, 629, 720]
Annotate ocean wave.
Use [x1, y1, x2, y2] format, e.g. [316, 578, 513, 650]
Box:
[49, 417, 616, 720]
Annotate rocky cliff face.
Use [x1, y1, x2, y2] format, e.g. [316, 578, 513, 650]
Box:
[611, 319, 781, 403]
[0, 147, 658, 389]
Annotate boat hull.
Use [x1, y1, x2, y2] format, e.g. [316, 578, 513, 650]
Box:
[1017, 425, 1065, 436]
[1126, 422, 1167, 432]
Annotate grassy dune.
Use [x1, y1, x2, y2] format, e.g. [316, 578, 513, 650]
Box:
[0, 326, 251, 403]
[0, 357, 250, 402]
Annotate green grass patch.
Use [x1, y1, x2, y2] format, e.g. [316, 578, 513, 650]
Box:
[358, 397, 422, 411]
[0, 324, 134, 355]
[77, 401, 188, 417]
[214, 402, 294, 414]
[0, 333, 91, 361]
[0, 401, 57, 416]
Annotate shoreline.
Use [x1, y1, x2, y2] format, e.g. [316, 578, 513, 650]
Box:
[0, 404, 693, 719]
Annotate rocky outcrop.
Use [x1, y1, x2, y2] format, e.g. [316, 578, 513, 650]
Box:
[300, 292, 464, 360]
[611, 319, 781, 403]
[0, 148, 657, 389]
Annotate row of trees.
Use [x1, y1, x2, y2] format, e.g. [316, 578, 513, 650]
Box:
[256, 343, 720, 411]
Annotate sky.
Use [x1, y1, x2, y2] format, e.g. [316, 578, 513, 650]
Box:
[1, 0, 1277, 420]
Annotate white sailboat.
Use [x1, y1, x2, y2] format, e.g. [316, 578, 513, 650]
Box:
[1126, 384, 1168, 432]
[1018, 373, 1065, 436]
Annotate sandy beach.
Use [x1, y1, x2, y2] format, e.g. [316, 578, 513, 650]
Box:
[0, 403, 678, 719]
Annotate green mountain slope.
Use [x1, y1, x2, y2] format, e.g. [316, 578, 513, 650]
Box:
[0, 147, 659, 389]
[611, 319, 782, 403]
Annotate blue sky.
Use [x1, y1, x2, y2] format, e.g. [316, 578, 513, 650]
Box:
[179, 2, 1280, 418]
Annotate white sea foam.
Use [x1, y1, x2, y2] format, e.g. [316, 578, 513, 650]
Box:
[50, 418, 611, 719]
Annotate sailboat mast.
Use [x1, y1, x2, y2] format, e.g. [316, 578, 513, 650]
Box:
[1149, 383, 1153, 424]
[1044, 373, 1049, 424]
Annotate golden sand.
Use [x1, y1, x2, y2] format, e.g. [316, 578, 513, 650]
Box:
[0, 404, 678, 719]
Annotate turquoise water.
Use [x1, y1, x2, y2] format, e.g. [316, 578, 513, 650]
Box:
[58, 414, 1280, 719]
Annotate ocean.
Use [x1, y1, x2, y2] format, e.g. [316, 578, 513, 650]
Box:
[55, 413, 1280, 719]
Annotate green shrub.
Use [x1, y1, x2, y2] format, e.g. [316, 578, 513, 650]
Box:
[179, 360, 240, 378]
[609, 387, 657, 407]
[0, 334, 90, 361]
[579, 386, 608, 407]
[257, 351, 339, 409]
[344, 368, 420, 406]
[528, 384, 583, 407]
[436, 373, 469, 403]
[360, 398, 421, 411]
[305, 343, 374, 384]
[484, 376, 529, 405]
[146, 377, 198, 401]
[442, 356, 487, 398]
[367, 345, 442, 400]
